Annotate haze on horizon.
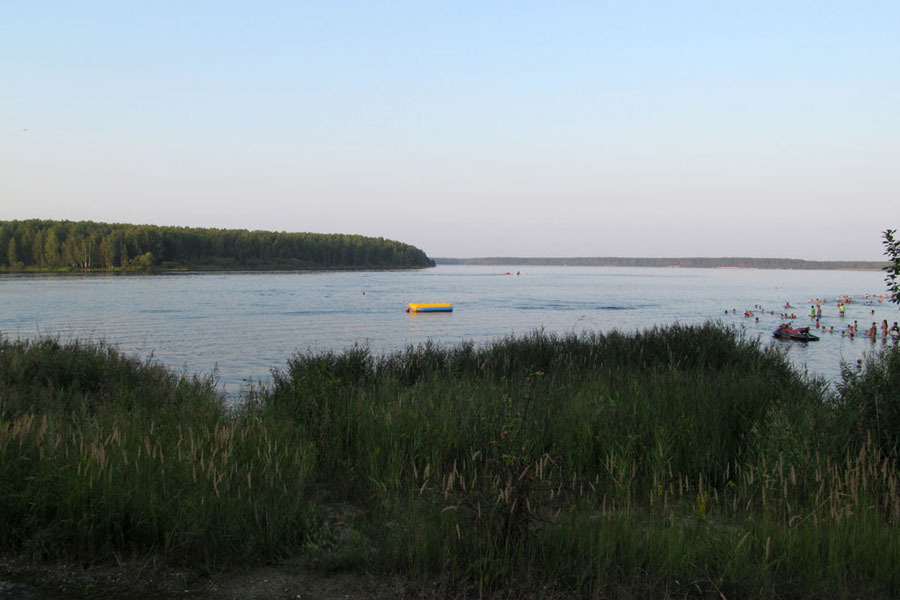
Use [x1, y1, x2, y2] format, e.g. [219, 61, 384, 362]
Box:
[2, 2, 897, 262]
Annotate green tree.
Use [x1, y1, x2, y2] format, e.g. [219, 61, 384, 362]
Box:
[99, 233, 116, 269]
[885, 229, 900, 306]
[43, 228, 61, 268]
[7, 236, 18, 267]
[0, 219, 434, 271]
[131, 251, 155, 270]
[32, 230, 45, 268]
[18, 224, 34, 266]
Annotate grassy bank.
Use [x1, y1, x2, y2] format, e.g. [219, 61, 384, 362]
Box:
[2, 325, 899, 598]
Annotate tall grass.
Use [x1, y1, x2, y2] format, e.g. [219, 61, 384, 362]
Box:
[0, 338, 316, 567]
[2, 325, 900, 597]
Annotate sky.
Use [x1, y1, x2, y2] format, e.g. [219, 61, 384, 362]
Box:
[2, 1, 898, 260]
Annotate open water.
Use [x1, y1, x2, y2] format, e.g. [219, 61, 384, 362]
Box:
[1, 265, 896, 392]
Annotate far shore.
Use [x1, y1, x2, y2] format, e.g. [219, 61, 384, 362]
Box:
[434, 256, 888, 270]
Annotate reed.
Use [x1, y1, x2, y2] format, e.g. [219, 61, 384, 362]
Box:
[2, 326, 900, 597]
[0, 338, 316, 567]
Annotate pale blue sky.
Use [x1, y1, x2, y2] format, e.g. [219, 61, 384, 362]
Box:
[2, 1, 898, 260]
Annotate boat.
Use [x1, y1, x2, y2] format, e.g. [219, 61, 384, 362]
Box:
[773, 323, 819, 342]
[407, 302, 453, 313]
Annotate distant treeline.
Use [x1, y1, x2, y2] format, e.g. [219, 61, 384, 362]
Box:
[0, 220, 435, 272]
[436, 256, 888, 270]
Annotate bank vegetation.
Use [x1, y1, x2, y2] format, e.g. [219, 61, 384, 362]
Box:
[2, 325, 899, 598]
[0, 219, 434, 272]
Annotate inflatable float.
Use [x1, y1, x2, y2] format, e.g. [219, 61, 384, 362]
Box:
[407, 302, 453, 313]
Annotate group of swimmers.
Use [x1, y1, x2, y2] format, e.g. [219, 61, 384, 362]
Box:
[856, 320, 900, 340]
[730, 295, 900, 343]
[827, 319, 900, 340]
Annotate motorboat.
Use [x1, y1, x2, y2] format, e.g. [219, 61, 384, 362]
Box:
[773, 323, 819, 342]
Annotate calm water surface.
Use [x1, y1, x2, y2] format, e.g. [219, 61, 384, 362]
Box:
[1, 265, 896, 392]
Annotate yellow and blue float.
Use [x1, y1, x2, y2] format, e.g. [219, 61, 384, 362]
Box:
[406, 302, 453, 313]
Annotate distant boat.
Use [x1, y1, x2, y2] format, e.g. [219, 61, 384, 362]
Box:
[407, 302, 452, 313]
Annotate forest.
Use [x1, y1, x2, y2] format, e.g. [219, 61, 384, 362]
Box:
[0, 220, 435, 272]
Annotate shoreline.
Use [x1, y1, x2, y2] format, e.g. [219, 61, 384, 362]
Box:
[434, 257, 888, 270]
[0, 264, 436, 276]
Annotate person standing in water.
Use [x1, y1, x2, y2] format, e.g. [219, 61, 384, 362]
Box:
[867, 322, 877, 339]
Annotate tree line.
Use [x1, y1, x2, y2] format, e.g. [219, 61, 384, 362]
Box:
[0, 220, 435, 272]
[436, 256, 888, 270]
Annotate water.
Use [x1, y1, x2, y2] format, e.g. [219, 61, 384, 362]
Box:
[1, 266, 896, 392]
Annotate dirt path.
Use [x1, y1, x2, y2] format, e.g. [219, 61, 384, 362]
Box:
[0, 558, 418, 600]
[1, 556, 534, 600]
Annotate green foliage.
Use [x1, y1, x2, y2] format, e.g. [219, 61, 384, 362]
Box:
[0, 219, 435, 271]
[131, 251, 155, 270]
[0, 338, 315, 568]
[835, 346, 900, 454]
[5, 327, 900, 597]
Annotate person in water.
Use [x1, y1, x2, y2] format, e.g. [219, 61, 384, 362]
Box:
[867, 322, 877, 339]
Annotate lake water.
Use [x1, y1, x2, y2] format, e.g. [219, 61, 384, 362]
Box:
[1, 266, 897, 393]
